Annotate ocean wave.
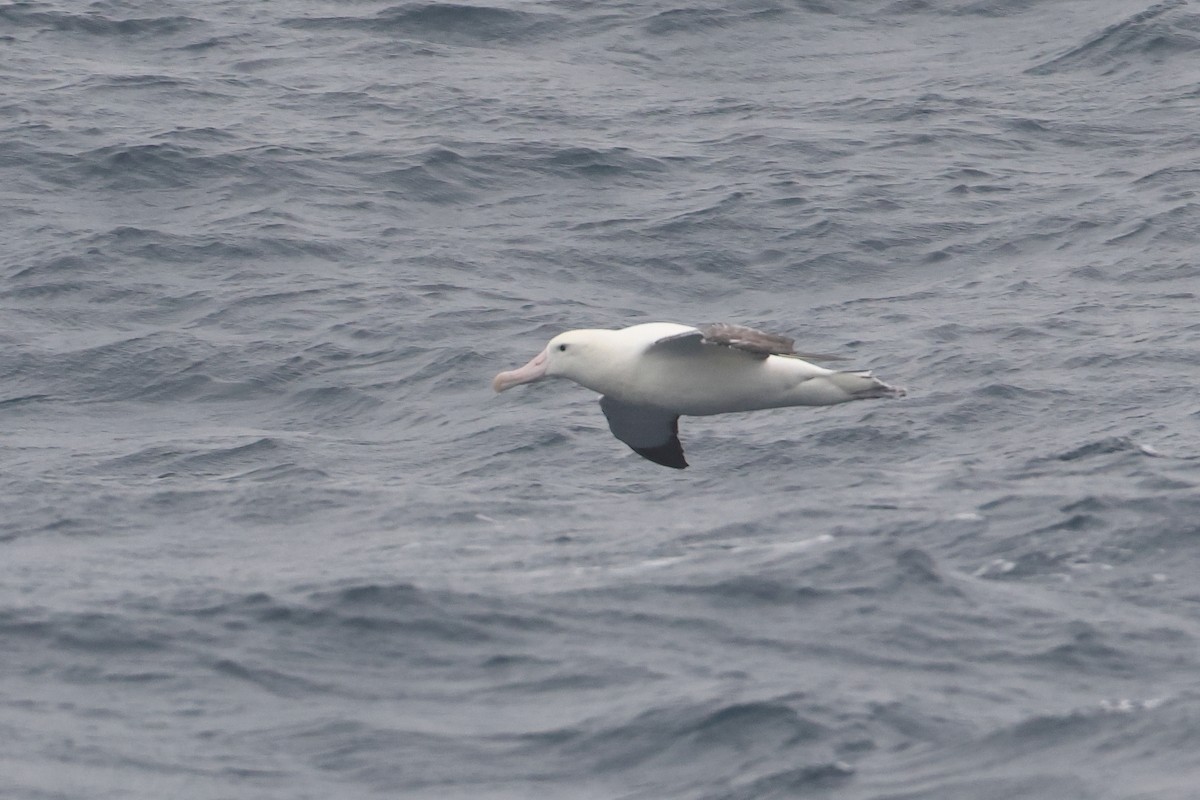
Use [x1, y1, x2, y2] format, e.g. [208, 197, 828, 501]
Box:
[1028, 0, 1200, 74]
[284, 3, 565, 45]
[0, 6, 200, 37]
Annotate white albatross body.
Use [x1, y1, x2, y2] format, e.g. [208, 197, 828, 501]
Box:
[493, 322, 903, 469]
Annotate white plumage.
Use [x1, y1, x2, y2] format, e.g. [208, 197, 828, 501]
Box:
[493, 322, 903, 469]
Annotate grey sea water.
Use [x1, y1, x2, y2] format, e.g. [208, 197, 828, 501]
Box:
[3, 0, 1200, 797]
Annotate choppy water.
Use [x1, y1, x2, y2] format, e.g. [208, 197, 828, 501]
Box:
[3, 0, 1200, 797]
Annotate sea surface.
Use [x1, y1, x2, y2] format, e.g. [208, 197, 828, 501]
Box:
[3, 0, 1200, 798]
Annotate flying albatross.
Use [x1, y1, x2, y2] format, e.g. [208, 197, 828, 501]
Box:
[492, 322, 904, 469]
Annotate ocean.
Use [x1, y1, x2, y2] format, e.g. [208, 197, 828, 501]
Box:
[3, 0, 1200, 797]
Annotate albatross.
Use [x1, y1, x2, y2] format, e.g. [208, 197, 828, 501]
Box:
[492, 322, 904, 469]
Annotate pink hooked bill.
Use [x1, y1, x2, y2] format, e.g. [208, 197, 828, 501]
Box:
[492, 347, 549, 392]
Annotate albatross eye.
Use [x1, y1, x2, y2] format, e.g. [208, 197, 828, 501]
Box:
[557, 344, 568, 352]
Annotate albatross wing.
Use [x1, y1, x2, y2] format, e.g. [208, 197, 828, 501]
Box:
[699, 323, 796, 355]
[599, 396, 688, 469]
[646, 323, 846, 362]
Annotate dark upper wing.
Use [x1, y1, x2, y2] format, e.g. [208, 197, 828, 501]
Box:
[644, 326, 773, 361]
[599, 396, 687, 469]
[699, 323, 847, 361]
[699, 323, 795, 355]
[644, 323, 845, 363]
[644, 328, 705, 354]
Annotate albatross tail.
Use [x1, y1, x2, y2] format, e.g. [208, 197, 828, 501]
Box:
[829, 370, 906, 400]
[784, 369, 905, 405]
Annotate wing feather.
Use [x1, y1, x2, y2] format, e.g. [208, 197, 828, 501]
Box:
[699, 323, 847, 361]
[699, 323, 795, 355]
[599, 396, 687, 469]
[646, 323, 846, 362]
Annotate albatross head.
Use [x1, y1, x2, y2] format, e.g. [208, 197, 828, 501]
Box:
[492, 330, 610, 393]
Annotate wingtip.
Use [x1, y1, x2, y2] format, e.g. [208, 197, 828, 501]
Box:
[633, 444, 689, 469]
